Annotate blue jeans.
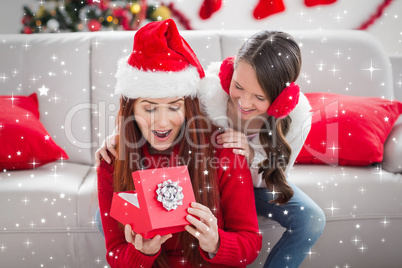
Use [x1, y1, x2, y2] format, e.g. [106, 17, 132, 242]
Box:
[254, 181, 326, 268]
[95, 208, 104, 236]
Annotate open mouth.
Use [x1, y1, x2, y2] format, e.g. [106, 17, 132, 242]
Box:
[152, 130, 172, 138]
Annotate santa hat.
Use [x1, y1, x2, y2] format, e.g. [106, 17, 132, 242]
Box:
[115, 19, 204, 99]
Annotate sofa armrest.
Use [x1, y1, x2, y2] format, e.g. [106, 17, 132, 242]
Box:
[382, 122, 402, 173]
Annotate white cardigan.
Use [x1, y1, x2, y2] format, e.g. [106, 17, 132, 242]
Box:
[199, 62, 312, 187]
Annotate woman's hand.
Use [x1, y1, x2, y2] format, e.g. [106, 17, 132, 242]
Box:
[216, 128, 254, 164]
[185, 202, 220, 254]
[95, 134, 118, 167]
[124, 224, 172, 256]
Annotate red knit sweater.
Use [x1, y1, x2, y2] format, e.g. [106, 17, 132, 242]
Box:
[97, 144, 262, 267]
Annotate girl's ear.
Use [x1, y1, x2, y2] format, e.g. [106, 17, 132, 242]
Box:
[219, 56, 235, 94]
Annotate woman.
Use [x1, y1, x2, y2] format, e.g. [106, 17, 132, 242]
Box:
[97, 19, 261, 268]
[198, 31, 326, 267]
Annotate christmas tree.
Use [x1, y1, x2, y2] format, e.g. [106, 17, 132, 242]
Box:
[21, 0, 179, 34]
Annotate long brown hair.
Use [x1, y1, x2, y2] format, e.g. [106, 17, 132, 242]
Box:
[114, 96, 220, 268]
[236, 31, 302, 204]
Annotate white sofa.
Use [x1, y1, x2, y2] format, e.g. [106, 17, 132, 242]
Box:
[0, 29, 401, 268]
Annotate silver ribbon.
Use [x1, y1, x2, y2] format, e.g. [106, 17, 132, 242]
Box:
[156, 179, 184, 211]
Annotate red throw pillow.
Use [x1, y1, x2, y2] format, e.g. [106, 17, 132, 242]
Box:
[296, 93, 402, 166]
[0, 93, 68, 170]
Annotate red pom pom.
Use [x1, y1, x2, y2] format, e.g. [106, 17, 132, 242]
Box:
[219, 56, 235, 94]
[267, 82, 300, 119]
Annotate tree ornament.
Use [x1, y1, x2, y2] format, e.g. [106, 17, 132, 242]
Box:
[21, 15, 32, 25]
[253, 0, 285, 20]
[37, 5, 46, 18]
[23, 26, 32, 34]
[130, 3, 141, 14]
[199, 0, 222, 20]
[150, 6, 172, 21]
[87, 19, 101, 31]
[47, 19, 60, 32]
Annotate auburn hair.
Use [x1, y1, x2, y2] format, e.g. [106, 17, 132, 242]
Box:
[113, 96, 220, 268]
[236, 30, 302, 204]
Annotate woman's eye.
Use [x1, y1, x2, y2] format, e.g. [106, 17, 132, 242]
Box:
[235, 84, 243, 90]
[169, 106, 181, 111]
[145, 107, 156, 112]
[256, 96, 265, 101]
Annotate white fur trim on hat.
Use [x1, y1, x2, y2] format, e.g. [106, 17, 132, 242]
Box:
[198, 61, 230, 128]
[115, 57, 200, 99]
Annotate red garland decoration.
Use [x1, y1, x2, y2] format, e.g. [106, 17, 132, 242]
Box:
[166, 2, 193, 30]
[358, 0, 393, 30]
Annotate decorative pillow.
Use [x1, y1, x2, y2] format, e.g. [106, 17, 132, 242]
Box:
[295, 93, 402, 166]
[0, 93, 68, 170]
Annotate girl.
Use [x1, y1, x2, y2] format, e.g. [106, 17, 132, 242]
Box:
[198, 31, 326, 267]
[97, 19, 262, 268]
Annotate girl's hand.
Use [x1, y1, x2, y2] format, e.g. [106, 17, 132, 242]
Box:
[124, 224, 172, 256]
[185, 202, 220, 254]
[95, 134, 118, 167]
[216, 128, 254, 164]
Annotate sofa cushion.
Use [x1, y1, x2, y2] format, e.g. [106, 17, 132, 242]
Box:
[296, 93, 402, 166]
[0, 162, 91, 230]
[382, 122, 402, 173]
[0, 93, 68, 170]
[288, 164, 402, 220]
[77, 169, 99, 228]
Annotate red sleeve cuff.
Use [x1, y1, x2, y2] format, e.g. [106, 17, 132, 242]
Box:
[199, 229, 253, 266]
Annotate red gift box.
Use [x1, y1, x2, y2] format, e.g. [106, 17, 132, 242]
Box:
[110, 166, 195, 239]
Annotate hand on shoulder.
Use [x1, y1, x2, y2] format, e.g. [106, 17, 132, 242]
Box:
[216, 128, 254, 164]
[95, 134, 118, 167]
